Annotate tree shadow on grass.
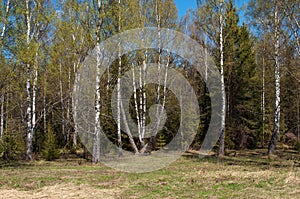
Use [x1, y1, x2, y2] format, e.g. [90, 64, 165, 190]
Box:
[182, 149, 300, 169]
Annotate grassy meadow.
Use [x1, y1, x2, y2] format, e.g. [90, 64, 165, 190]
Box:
[0, 149, 300, 199]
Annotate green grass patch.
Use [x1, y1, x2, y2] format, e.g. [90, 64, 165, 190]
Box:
[0, 149, 299, 198]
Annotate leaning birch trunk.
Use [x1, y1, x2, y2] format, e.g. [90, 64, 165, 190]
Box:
[268, 3, 280, 155]
[132, 64, 143, 145]
[116, 0, 123, 157]
[143, 55, 169, 154]
[218, 0, 226, 157]
[25, 0, 33, 160]
[93, 0, 102, 164]
[120, 100, 139, 154]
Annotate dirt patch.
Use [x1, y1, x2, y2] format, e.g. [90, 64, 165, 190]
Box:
[0, 183, 120, 199]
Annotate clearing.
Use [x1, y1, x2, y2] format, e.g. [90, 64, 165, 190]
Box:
[0, 149, 300, 198]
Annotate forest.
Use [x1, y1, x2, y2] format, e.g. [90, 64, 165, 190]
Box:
[0, 0, 300, 198]
[0, 0, 299, 165]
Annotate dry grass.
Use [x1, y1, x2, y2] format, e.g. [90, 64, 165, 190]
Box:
[0, 149, 299, 198]
[0, 183, 119, 199]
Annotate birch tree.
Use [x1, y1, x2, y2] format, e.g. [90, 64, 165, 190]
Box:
[218, 0, 226, 157]
[117, 0, 123, 157]
[268, 1, 281, 154]
[248, 0, 287, 154]
[0, 0, 10, 139]
[93, 0, 102, 164]
[197, 0, 226, 156]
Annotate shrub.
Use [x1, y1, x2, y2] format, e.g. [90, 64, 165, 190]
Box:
[0, 130, 25, 160]
[42, 125, 60, 161]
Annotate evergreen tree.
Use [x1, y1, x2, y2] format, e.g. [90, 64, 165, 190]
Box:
[42, 125, 60, 161]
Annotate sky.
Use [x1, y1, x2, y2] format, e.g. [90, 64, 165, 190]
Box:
[175, 0, 250, 23]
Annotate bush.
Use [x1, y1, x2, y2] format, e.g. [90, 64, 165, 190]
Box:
[42, 125, 60, 161]
[0, 130, 25, 160]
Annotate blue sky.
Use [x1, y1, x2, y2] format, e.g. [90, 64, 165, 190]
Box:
[175, 0, 249, 22]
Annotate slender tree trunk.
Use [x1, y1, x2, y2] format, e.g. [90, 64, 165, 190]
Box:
[72, 58, 81, 150]
[144, 0, 162, 153]
[180, 89, 183, 150]
[43, 68, 47, 137]
[268, 3, 280, 155]
[25, 0, 33, 160]
[67, 63, 71, 144]
[0, 0, 10, 140]
[142, 53, 147, 142]
[120, 100, 139, 154]
[218, 1, 226, 157]
[59, 62, 65, 139]
[132, 64, 143, 145]
[117, 0, 123, 157]
[73, 69, 79, 149]
[204, 35, 208, 82]
[262, 53, 265, 148]
[93, 0, 102, 164]
[32, 50, 38, 144]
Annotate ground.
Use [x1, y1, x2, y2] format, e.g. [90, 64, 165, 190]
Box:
[0, 149, 300, 198]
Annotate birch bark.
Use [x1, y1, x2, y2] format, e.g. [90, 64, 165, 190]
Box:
[218, 0, 226, 157]
[268, 2, 281, 155]
[93, 0, 102, 164]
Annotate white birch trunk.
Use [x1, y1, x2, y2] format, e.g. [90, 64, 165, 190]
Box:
[138, 60, 144, 141]
[93, 0, 102, 164]
[268, 3, 280, 155]
[0, 0, 10, 140]
[117, 0, 123, 156]
[132, 64, 143, 145]
[204, 35, 208, 82]
[43, 69, 47, 136]
[72, 56, 81, 149]
[59, 62, 65, 139]
[218, 1, 226, 157]
[73, 68, 79, 149]
[66, 63, 71, 144]
[262, 52, 265, 148]
[31, 50, 38, 141]
[25, 0, 33, 160]
[120, 100, 139, 154]
[155, 0, 162, 136]
[142, 54, 147, 142]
